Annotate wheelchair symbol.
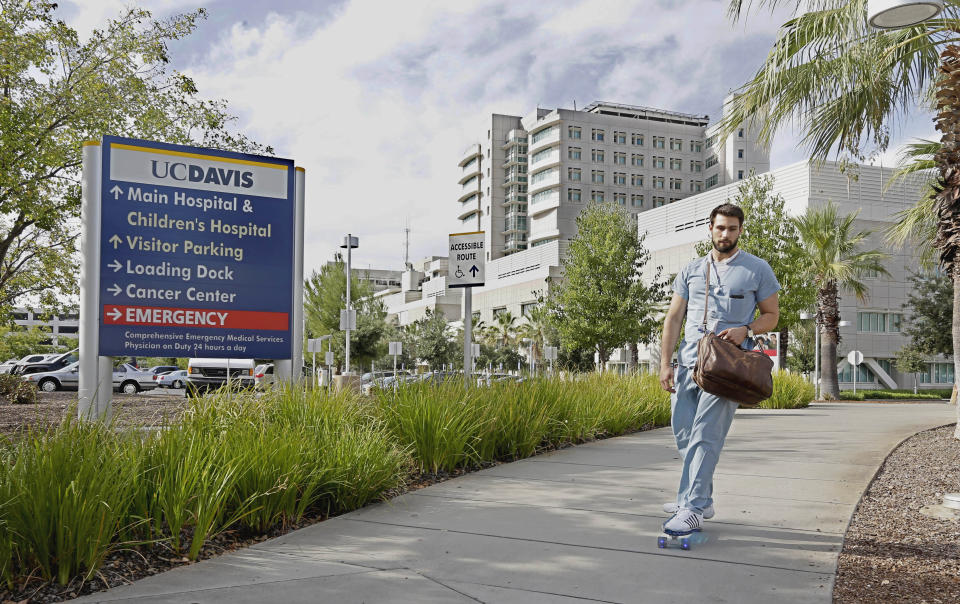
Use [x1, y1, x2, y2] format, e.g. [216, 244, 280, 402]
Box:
[455, 266, 465, 279]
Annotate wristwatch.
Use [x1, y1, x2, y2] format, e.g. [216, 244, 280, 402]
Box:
[746, 326, 755, 338]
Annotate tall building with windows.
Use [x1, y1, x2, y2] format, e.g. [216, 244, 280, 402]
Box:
[456, 95, 769, 262]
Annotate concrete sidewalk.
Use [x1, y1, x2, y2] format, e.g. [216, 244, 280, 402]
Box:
[77, 402, 955, 603]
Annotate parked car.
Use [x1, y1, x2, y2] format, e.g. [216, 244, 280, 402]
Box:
[477, 373, 524, 387]
[254, 363, 275, 389]
[361, 372, 411, 395]
[113, 363, 159, 394]
[156, 370, 188, 389]
[146, 365, 179, 376]
[185, 358, 255, 397]
[12, 350, 78, 376]
[0, 356, 34, 374]
[23, 361, 80, 392]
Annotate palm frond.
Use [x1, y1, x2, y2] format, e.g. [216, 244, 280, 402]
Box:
[886, 138, 939, 190]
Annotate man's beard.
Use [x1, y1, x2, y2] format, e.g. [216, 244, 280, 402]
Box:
[712, 236, 738, 253]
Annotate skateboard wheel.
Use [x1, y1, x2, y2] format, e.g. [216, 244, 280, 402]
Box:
[680, 538, 690, 550]
[657, 536, 667, 548]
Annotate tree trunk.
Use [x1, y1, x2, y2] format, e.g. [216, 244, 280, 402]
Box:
[954, 272, 960, 437]
[779, 326, 789, 372]
[629, 341, 639, 374]
[597, 345, 607, 373]
[819, 282, 841, 399]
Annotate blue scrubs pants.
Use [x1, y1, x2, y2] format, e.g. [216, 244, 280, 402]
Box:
[671, 366, 738, 513]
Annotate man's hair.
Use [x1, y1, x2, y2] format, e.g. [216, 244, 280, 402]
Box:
[709, 203, 744, 227]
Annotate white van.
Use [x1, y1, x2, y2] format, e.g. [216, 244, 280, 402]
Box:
[185, 358, 256, 397]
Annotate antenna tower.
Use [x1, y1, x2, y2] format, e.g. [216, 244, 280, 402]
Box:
[404, 220, 412, 270]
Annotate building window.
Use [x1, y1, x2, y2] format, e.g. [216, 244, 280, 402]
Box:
[670, 138, 683, 151]
[737, 149, 744, 159]
[614, 130, 626, 144]
[591, 149, 605, 162]
[591, 170, 605, 184]
[653, 196, 666, 207]
[521, 302, 538, 316]
[591, 128, 605, 141]
[670, 158, 682, 171]
[568, 126, 582, 139]
[568, 188, 582, 202]
[653, 176, 665, 189]
[631, 133, 644, 146]
[691, 160, 703, 172]
[568, 146, 581, 160]
[857, 311, 904, 333]
[863, 268, 881, 279]
[690, 140, 702, 153]
[705, 174, 719, 189]
[614, 172, 626, 185]
[921, 362, 955, 384]
[530, 166, 557, 185]
[568, 167, 581, 181]
[631, 174, 644, 186]
[531, 125, 558, 144]
[614, 152, 627, 165]
[839, 364, 874, 383]
[632, 154, 644, 167]
[738, 128, 744, 138]
[691, 180, 703, 192]
[669, 178, 682, 191]
[614, 192, 626, 205]
[531, 147, 555, 164]
[653, 156, 665, 169]
[631, 194, 644, 207]
[492, 307, 507, 318]
[653, 136, 665, 149]
[878, 359, 893, 375]
[591, 190, 605, 202]
[738, 170, 744, 180]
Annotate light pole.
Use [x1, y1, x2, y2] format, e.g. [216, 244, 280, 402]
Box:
[340, 235, 359, 375]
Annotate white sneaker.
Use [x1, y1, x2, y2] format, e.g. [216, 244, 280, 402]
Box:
[663, 508, 703, 535]
[663, 502, 715, 519]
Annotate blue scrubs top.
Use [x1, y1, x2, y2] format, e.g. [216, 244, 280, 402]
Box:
[672, 250, 781, 369]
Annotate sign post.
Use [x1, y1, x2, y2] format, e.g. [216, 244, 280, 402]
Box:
[447, 231, 485, 387]
[80, 136, 300, 418]
[847, 350, 864, 394]
[544, 345, 558, 374]
[389, 341, 402, 390]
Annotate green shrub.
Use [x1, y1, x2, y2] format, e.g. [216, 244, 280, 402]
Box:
[761, 371, 815, 409]
[839, 389, 947, 400]
[0, 374, 20, 398]
[0, 375, 35, 405]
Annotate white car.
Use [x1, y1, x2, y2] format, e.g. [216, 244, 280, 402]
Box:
[186, 358, 255, 397]
[156, 370, 188, 389]
[113, 363, 159, 394]
[254, 363, 275, 389]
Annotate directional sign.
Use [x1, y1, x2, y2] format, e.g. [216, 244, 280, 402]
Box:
[389, 341, 402, 356]
[447, 231, 485, 288]
[98, 136, 295, 358]
[847, 350, 864, 366]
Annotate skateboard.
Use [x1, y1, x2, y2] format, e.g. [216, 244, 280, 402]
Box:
[657, 530, 707, 550]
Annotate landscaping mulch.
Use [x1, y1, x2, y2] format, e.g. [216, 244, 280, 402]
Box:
[834, 423, 960, 603]
[0, 390, 187, 437]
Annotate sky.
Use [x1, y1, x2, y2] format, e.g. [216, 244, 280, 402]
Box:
[62, 0, 939, 275]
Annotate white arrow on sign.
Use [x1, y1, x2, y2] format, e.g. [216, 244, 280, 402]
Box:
[108, 259, 122, 272]
[108, 308, 122, 321]
[109, 234, 122, 249]
[110, 185, 124, 200]
[108, 284, 121, 296]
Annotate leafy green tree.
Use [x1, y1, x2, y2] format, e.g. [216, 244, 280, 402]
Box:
[0, 2, 266, 317]
[0, 327, 61, 360]
[695, 174, 816, 368]
[793, 203, 889, 399]
[903, 271, 952, 358]
[403, 308, 456, 370]
[724, 0, 960, 426]
[304, 258, 387, 372]
[787, 319, 816, 375]
[896, 346, 930, 395]
[550, 203, 668, 369]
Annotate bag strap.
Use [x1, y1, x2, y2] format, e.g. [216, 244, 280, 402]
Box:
[701, 258, 711, 331]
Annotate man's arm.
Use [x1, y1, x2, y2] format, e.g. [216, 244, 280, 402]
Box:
[717, 292, 780, 345]
[659, 293, 687, 392]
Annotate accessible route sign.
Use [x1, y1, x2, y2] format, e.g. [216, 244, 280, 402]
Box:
[98, 136, 295, 358]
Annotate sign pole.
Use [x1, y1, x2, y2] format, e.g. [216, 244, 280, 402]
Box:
[345, 234, 352, 375]
[464, 286, 472, 388]
[78, 141, 113, 420]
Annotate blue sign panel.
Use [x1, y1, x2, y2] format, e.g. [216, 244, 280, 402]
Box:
[98, 136, 295, 359]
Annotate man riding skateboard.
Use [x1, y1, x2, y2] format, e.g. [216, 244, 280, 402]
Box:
[658, 203, 780, 536]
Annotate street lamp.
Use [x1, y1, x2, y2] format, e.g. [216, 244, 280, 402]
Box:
[868, 0, 943, 29]
[340, 234, 359, 375]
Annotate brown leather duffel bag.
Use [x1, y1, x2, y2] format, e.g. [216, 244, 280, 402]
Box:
[692, 260, 773, 407]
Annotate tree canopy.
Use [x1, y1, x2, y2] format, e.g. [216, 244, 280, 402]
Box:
[0, 2, 266, 316]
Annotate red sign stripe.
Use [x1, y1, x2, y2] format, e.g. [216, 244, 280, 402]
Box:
[103, 305, 288, 331]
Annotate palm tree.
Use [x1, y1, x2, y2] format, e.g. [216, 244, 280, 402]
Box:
[724, 0, 960, 424]
[517, 305, 552, 367]
[492, 311, 518, 350]
[793, 203, 890, 398]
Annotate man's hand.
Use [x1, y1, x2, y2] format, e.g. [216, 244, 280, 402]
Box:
[659, 364, 675, 393]
[717, 325, 749, 346]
